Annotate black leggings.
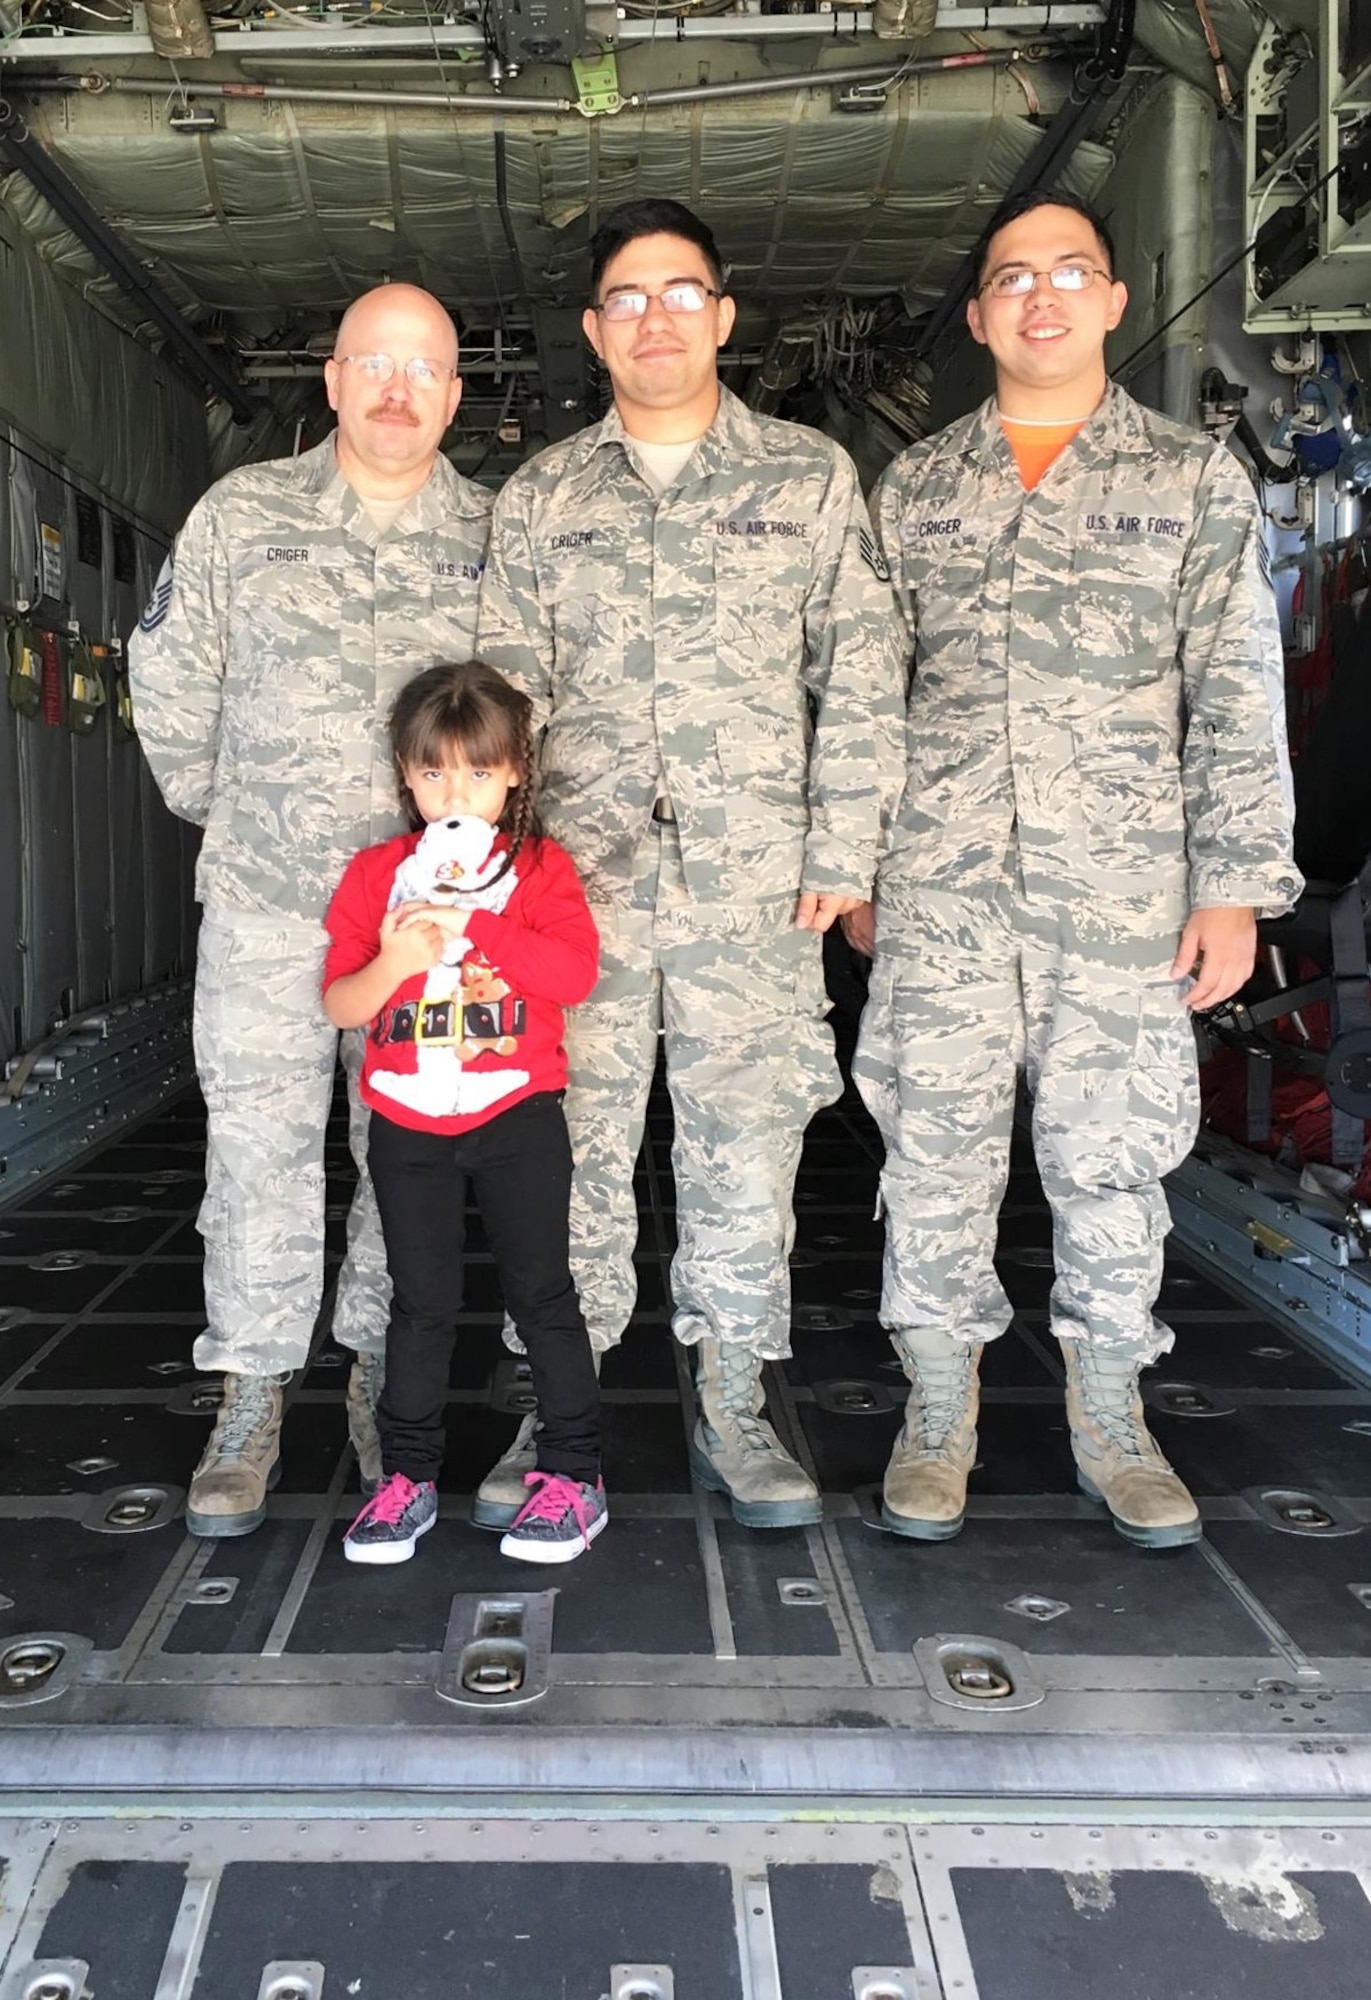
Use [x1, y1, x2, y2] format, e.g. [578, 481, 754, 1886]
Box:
[367, 1092, 601, 1485]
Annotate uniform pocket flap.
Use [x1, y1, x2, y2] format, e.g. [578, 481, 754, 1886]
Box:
[1072, 718, 1174, 775]
[714, 717, 806, 783]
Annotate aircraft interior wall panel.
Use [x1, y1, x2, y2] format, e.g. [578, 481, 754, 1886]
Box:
[140, 778, 186, 985]
[70, 723, 115, 1012]
[0, 436, 24, 1067]
[110, 536, 142, 658]
[0, 717, 23, 1067]
[1, 431, 13, 599]
[16, 702, 80, 1045]
[4, 432, 39, 610]
[66, 487, 102, 638]
[1100, 75, 1213, 424]
[132, 529, 186, 990]
[68, 489, 114, 1012]
[26, 457, 69, 626]
[108, 558, 147, 1001]
[107, 737, 147, 999]
[15, 461, 80, 1045]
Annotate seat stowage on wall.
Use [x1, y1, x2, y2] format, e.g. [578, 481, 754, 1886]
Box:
[0, 196, 209, 1064]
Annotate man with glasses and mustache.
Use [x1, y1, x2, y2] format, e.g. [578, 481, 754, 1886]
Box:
[130, 283, 492, 1537]
[478, 198, 905, 1531]
[846, 190, 1301, 1550]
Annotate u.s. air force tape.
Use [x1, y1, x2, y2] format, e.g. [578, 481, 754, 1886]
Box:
[858, 526, 891, 583]
[139, 554, 175, 634]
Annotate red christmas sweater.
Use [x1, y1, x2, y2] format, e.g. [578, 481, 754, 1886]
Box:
[323, 831, 599, 1137]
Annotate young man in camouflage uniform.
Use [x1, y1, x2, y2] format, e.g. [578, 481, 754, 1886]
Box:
[478, 199, 905, 1528]
[130, 284, 493, 1536]
[849, 191, 1301, 1550]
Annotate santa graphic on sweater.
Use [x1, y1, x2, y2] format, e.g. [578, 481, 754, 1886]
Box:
[369, 814, 528, 1121]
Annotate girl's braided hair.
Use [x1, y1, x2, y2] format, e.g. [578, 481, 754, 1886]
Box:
[389, 660, 542, 887]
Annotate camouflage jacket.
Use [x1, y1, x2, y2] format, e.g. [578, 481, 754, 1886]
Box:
[128, 435, 492, 923]
[872, 383, 1301, 953]
[476, 386, 906, 911]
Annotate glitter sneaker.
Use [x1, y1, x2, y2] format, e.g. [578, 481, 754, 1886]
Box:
[343, 1472, 437, 1565]
[498, 1471, 608, 1566]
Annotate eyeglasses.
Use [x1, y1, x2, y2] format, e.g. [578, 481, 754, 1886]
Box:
[978, 263, 1112, 300]
[592, 282, 723, 323]
[336, 352, 456, 389]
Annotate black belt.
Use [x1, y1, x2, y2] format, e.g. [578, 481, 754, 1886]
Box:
[652, 800, 677, 824]
[379, 998, 460, 1046]
[376, 996, 527, 1047]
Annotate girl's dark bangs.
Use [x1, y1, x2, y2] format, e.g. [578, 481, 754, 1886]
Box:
[402, 694, 515, 773]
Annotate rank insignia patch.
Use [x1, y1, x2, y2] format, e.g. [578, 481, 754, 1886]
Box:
[139, 554, 175, 634]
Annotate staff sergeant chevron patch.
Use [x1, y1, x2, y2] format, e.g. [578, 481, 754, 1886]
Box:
[139, 555, 175, 634]
[858, 526, 891, 584]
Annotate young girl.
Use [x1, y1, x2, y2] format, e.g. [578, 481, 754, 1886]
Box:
[322, 661, 606, 1566]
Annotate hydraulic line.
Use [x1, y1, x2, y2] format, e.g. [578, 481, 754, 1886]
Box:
[492, 123, 528, 321]
[24, 46, 1022, 117]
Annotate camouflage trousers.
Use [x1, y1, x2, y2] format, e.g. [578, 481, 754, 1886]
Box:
[852, 891, 1200, 1361]
[191, 906, 390, 1377]
[550, 822, 840, 1359]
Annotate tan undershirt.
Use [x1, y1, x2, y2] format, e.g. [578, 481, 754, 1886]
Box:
[630, 434, 702, 498]
[361, 494, 411, 535]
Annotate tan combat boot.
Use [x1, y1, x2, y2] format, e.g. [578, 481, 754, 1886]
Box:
[689, 1337, 822, 1528]
[1062, 1340, 1201, 1549]
[346, 1351, 385, 1496]
[473, 1347, 603, 1530]
[472, 1410, 540, 1530]
[881, 1330, 981, 1540]
[186, 1373, 285, 1538]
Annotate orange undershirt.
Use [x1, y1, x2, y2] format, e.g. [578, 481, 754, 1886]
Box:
[999, 415, 1087, 491]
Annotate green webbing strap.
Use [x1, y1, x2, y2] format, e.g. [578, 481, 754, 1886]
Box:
[66, 638, 108, 736]
[5, 613, 41, 719]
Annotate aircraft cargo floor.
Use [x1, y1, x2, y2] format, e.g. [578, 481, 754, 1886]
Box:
[2, 1054, 1371, 1996]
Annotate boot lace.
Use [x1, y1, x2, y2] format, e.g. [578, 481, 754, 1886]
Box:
[910, 1350, 975, 1455]
[1076, 1352, 1159, 1464]
[211, 1376, 277, 1459]
[711, 1346, 791, 1458]
[730, 1413, 794, 1458]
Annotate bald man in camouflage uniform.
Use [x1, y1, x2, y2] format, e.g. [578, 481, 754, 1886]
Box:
[477, 199, 905, 1528]
[130, 283, 492, 1536]
[849, 192, 1300, 1549]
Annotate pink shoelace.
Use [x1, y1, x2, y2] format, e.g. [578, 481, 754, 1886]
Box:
[512, 1470, 592, 1531]
[356, 1473, 423, 1527]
